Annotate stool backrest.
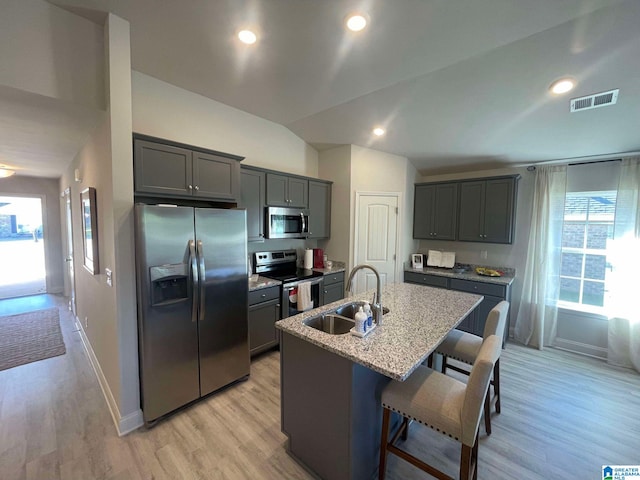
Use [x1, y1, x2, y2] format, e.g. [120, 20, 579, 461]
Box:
[482, 301, 510, 342]
[460, 335, 501, 446]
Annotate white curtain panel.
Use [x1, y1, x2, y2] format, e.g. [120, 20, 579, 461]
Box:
[607, 157, 640, 372]
[515, 166, 567, 349]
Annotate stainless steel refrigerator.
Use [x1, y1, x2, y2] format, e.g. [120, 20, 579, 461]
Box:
[135, 204, 249, 424]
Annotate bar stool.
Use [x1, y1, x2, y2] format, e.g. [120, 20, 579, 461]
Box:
[436, 301, 509, 434]
[379, 335, 502, 480]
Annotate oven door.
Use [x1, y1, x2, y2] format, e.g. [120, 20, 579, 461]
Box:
[266, 207, 310, 239]
[281, 277, 323, 318]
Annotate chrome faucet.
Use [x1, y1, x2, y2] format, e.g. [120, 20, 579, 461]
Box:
[345, 264, 384, 326]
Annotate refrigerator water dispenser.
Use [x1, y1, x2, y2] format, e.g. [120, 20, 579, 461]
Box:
[149, 264, 189, 306]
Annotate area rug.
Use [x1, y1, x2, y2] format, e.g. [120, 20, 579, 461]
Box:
[0, 307, 66, 371]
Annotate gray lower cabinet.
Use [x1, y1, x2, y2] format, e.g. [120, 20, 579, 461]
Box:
[134, 136, 242, 202]
[240, 168, 265, 242]
[413, 182, 458, 240]
[322, 271, 345, 305]
[404, 272, 510, 344]
[308, 180, 331, 239]
[458, 176, 517, 244]
[266, 173, 308, 208]
[248, 286, 281, 356]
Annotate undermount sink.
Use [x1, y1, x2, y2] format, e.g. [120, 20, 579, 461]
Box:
[303, 314, 354, 335]
[303, 301, 390, 335]
[334, 301, 390, 320]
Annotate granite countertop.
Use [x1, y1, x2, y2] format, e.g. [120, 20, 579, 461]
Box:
[248, 275, 282, 291]
[404, 266, 515, 286]
[312, 261, 346, 275]
[275, 282, 482, 381]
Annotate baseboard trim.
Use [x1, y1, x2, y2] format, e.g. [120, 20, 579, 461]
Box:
[75, 316, 143, 436]
[553, 337, 607, 360]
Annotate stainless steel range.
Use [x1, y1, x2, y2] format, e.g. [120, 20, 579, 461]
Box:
[254, 249, 323, 318]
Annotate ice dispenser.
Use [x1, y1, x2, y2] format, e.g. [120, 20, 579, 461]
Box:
[149, 263, 189, 306]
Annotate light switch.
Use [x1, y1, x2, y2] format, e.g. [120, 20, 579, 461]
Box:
[106, 268, 113, 287]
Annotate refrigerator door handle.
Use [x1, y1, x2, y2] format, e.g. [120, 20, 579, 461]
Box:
[189, 240, 198, 323]
[197, 240, 206, 321]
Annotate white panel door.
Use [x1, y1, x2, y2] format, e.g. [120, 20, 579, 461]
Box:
[354, 194, 398, 295]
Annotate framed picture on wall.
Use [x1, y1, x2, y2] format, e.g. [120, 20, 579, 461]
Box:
[81, 187, 99, 274]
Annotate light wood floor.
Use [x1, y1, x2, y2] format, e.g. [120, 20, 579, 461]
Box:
[1, 295, 639, 479]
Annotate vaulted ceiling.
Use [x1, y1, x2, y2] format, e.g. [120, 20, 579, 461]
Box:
[7, 0, 640, 177]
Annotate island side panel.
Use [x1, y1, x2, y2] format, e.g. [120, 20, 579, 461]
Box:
[281, 332, 353, 480]
[350, 362, 394, 480]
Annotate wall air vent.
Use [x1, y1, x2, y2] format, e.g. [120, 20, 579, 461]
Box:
[570, 89, 619, 112]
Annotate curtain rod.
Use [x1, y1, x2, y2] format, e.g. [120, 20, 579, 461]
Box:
[512, 150, 640, 170]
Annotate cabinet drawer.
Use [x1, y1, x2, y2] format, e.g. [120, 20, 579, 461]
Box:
[450, 278, 505, 297]
[323, 282, 344, 305]
[323, 271, 345, 287]
[249, 286, 280, 305]
[404, 271, 448, 288]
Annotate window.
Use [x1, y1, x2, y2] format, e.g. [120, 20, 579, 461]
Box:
[559, 191, 616, 310]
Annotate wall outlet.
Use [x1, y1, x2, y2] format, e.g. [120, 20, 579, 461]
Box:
[480, 250, 488, 260]
[84, 316, 88, 328]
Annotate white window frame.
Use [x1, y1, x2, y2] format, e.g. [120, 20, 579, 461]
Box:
[558, 191, 616, 314]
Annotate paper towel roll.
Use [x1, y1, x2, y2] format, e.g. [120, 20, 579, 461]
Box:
[304, 249, 313, 269]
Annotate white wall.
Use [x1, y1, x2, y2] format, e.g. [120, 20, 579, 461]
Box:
[351, 145, 418, 280]
[318, 145, 352, 267]
[318, 145, 418, 282]
[418, 166, 535, 327]
[131, 72, 319, 177]
[59, 14, 141, 435]
[0, 0, 104, 110]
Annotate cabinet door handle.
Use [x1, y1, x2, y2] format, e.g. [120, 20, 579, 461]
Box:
[261, 294, 266, 298]
[188, 184, 193, 190]
[194, 185, 199, 191]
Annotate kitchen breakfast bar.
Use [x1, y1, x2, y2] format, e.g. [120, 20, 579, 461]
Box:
[275, 282, 483, 480]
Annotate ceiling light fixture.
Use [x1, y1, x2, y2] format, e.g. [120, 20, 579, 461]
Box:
[0, 166, 16, 178]
[549, 78, 576, 95]
[346, 14, 367, 32]
[238, 30, 257, 45]
[373, 127, 385, 137]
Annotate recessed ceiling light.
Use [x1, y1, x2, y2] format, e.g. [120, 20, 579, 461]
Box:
[238, 30, 257, 45]
[346, 14, 367, 32]
[549, 78, 576, 95]
[0, 166, 16, 178]
[373, 127, 385, 137]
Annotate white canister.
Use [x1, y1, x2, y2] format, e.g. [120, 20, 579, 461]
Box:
[304, 248, 313, 269]
[355, 306, 367, 334]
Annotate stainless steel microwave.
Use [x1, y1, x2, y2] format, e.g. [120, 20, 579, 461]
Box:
[265, 207, 310, 239]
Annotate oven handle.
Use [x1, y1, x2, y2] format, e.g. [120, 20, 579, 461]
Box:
[284, 277, 323, 290]
[300, 212, 306, 234]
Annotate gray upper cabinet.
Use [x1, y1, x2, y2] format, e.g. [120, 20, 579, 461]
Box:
[192, 151, 240, 201]
[134, 140, 193, 197]
[413, 182, 458, 240]
[458, 176, 518, 244]
[308, 180, 331, 239]
[240, 167, 265, 242]
[134, 136, 242, 202]
[266, 173, 308, 208]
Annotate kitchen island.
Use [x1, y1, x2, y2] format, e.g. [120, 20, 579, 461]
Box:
[275, 282, 483, 480]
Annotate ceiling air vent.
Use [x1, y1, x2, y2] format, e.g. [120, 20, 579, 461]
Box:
[570, 89, 619, 112]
